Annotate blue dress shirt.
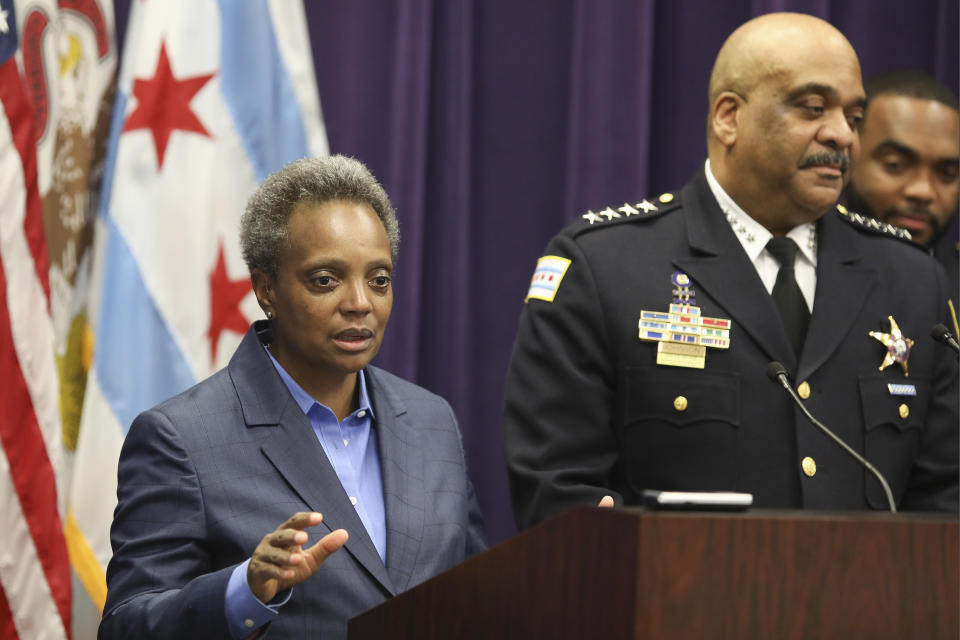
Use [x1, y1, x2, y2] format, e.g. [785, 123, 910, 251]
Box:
[225, 351, 387, 638]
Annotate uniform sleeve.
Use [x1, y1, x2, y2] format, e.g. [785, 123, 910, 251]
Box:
[502, 233, 622, 529]
[99, 410, 237, 640]
[900, 260, 960, 512]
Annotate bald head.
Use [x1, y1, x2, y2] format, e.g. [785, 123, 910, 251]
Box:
[709, 13, 859, 108]
[705, 13, 866, 233]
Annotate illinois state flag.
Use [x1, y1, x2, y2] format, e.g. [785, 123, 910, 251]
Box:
[68, 0, 328, 619]
[0, 1, 73, 638]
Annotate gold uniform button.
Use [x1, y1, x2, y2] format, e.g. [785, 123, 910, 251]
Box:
[801, 456, 817, 477]
[797, 381, 810, 400]
[836, 203, 848, 215]
[673, 396, 688, 411]
[658, 193, 675, 203]
[898, 403, 909, 419]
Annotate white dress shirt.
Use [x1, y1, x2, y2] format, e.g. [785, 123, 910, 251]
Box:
[704, 159, 817, 311]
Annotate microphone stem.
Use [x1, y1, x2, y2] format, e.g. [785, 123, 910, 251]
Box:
[946, 337, 960, 356]
[778, 377, 897, 513]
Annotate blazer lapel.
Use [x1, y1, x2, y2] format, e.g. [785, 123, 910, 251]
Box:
[672, 173, 797, 370]
[229, 324, 396, 595]
[796, 212, 877, 381]
[366, 368, 426, 593]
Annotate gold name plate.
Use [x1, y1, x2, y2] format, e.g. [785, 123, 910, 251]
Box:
[657, 342, 706, 369]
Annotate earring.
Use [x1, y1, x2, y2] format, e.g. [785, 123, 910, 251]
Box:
[265, 310, 273, 319]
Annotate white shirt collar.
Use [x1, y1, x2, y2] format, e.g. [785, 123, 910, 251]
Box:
[704, 159, 817, 266]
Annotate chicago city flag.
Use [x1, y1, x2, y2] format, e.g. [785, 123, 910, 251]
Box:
[67, 0, 327, 635]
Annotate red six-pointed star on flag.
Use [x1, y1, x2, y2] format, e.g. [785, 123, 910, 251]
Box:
[207, 242, 251, 363]
[122, 40, 215, 168]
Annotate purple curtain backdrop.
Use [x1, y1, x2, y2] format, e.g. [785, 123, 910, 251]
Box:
[114, 0, 959, 545]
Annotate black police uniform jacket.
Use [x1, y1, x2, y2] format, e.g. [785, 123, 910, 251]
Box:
[502, 169, 959, 530]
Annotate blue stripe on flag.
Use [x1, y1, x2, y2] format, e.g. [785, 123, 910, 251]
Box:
[93, 216, 196, 433]
[218, 0, 310, 182]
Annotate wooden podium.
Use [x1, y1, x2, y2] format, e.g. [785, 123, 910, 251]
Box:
[349, 507, 958, 639]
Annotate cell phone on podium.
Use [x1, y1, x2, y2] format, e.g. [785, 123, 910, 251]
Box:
[641, 489, 753, 511]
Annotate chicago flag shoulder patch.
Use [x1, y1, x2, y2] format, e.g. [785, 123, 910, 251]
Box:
[525, 255, 571, 303]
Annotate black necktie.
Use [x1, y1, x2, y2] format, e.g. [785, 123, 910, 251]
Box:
[766, 237, 809, 354]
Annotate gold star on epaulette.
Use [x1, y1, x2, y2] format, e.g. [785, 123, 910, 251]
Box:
[838, 207, 913, 241]
[600, 206, 621, 220]
[582, 211, 602, 224]
[579, 196, 672, 230]
[637, 199, 658, 213]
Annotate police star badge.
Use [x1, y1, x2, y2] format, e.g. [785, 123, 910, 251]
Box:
[869, 315, 914, 376]
[638, 272, 731, 369]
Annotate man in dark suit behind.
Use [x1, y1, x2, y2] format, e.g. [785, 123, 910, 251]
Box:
[502, 13, 959, 530]
[100, 155, 485, 639]
[844, 69, 959, 317]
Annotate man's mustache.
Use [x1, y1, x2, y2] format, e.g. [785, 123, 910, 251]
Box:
[798, 151, 849, 172]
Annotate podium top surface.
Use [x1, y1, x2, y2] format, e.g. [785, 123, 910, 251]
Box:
[350, 507, 958, 640]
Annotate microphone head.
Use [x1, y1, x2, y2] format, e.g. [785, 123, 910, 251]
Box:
[765, 361, 788, 382]
[931, 323, 951, 343]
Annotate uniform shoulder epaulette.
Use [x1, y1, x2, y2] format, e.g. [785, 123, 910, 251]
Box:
[835, 204, 915, 243]
[571, 192, 680, 235]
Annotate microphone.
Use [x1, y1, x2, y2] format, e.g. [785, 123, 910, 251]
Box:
[764, 361, 896, 513]
[930, 323, 960, 356]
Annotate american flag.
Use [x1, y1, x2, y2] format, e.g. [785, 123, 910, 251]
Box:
[0, 0, 71, 637]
